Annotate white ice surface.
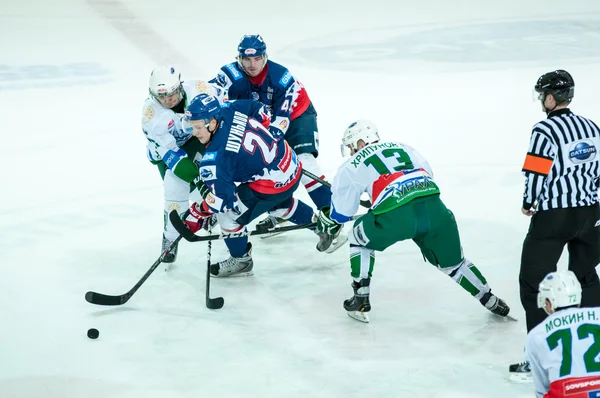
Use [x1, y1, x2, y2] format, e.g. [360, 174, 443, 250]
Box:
[2, 0, 600, 397]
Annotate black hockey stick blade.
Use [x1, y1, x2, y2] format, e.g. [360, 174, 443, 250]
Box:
[168, 210, 199, 241]
[300, 169, 371, 208]
[207, 296, 224, 309]
[85, 290, 130, 306]
[85, 235, 183, 306]
[204, 230, 224, 310]
[169, 210, 316, 243]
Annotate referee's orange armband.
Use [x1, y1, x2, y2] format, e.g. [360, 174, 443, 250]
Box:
[522, 154, 553, 175]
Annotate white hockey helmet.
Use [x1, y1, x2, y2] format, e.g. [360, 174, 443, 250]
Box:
[341, 119, 380, 156]
[149, 65, 183, 101]
[537, 270, 582, 313]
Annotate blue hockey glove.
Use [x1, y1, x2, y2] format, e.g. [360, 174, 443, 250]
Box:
[317, 207, 341, 236]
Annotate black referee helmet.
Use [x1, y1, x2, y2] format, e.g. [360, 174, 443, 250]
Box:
[535, 70, 575, 104]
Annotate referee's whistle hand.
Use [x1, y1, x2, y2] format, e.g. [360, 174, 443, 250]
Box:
[521, 207, 535, 216]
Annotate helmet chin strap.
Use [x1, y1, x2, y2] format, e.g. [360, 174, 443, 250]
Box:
[544, 102, 558, 115]
[207, 119, 220, 142]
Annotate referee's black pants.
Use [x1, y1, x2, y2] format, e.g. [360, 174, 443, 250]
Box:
[520, 204, 600, 332]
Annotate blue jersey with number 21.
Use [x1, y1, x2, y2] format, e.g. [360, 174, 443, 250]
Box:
[198, 100, 302, 214]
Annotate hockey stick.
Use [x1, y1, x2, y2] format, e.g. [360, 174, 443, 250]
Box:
[169, 210, 316, 243]
[205, 225, 224, 309]
[300, 169, 372, 208]
[85, 210, 191, 306]
[85, 236, 183, 306]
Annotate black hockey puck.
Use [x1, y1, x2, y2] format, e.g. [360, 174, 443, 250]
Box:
[87, 328, 99, 339]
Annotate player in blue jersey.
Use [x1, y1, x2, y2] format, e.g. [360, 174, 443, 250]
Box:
[209, 34, 332, 231]
[181, 94, 316, 277]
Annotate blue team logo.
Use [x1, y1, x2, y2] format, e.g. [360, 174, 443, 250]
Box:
[251, 92, 260, 101]
[216, 73, 228, 87]
[200, 166, 215, 179]
[569, 140, 597, 164]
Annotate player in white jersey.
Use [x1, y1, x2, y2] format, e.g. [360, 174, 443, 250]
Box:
[315, 120, 511, 322]
[525, 270, 600, 397]
[142, 65, 219, 263]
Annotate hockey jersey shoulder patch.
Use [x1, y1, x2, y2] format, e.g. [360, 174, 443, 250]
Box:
[279, 70, 292, 87]
[142, 106, 154, 123]
[224, 63, 243, 81]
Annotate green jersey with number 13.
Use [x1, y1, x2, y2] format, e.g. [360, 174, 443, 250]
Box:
[330, 141, 440, 222]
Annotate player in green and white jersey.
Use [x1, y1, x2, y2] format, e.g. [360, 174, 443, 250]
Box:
[142, 66, 220, 264]
[316, 120, 511, 323]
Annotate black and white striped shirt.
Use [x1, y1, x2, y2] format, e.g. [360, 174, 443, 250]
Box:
[522, 108, 600, 211]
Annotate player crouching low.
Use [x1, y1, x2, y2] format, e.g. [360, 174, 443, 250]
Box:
[316, 120, 511, 322]
[181, 94, 317, 277]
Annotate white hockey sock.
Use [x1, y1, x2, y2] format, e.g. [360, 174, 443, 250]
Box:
[348, 229, 374, 280]
[440, 258, 490, 300]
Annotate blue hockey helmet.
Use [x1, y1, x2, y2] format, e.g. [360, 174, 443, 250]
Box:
[185, 94, 221, 124]
[237, 34, 267, 58]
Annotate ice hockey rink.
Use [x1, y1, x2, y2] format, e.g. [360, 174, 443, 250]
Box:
[2, 0, 600, 397]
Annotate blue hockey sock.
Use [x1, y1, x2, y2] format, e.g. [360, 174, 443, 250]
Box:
[224, 236, 249, 258]
[286, 200, 315, 226]
[307, 185, 332, 209]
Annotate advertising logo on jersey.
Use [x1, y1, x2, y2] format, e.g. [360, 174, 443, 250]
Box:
[225, 63, 242, 80]
[569, 139, 597, 164]
[200, 165, 216, 180]
[205, 192, 216, 205]
[278, 119, 288, 131]
[251, 92, 260, 101]
[202, 152, 217, 162]
[167, 119, 174, 130]
[279, 70, 292, 86]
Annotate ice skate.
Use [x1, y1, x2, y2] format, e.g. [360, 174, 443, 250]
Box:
[257, 215, 291, 239]
[316, 224, 347, 254]
[161, 235, 179, 263]
[344, 278, 371, 323]
[508, 360, 532, 383]
[256, 215, 284, 233]
[210, 243, 254, 277]
[480, 291, 510, 317]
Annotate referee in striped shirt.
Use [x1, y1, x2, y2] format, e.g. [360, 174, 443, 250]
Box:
[520, 69, 600, 333]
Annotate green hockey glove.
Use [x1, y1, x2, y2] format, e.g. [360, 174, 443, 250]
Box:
[317, 207, 341, 236]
